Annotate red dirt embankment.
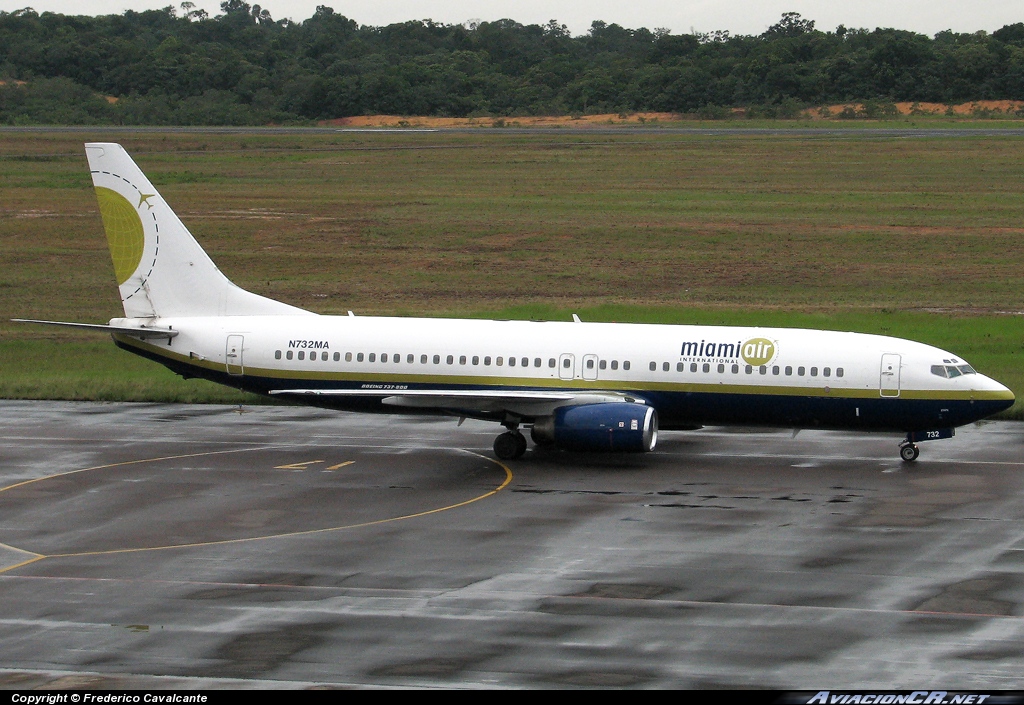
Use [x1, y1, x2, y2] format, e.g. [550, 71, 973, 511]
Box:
[322, 113, 678, 128]
[322, 101, 1024, 127]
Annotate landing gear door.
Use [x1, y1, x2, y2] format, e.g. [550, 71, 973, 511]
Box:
[558, 353, 575, 380]
[879, 353, 900, 397]
[226, 334, 244, 376]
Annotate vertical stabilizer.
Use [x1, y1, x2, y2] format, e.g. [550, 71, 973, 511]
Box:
[86, 143, 311, 318]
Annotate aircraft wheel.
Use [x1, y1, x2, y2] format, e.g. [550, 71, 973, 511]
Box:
[900, 443, 919, 462]
[514, 431, 528, 457]
[494, 431, 526, 460]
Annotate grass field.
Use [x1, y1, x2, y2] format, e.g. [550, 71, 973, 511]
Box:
[1, 128, 1021, 416]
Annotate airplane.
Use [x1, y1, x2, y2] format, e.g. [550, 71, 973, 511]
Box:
[14, 143, 1015, 462]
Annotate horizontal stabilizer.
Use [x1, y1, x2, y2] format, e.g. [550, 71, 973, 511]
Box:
[12, 319, 179, 339]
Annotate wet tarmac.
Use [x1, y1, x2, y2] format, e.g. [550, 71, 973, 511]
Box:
[0, 401, 1022, 688]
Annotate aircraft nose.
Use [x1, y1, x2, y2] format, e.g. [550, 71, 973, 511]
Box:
[974, 375, 1015, 415]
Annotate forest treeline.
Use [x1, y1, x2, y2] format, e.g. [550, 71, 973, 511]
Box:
[1, 1, 1024, 125]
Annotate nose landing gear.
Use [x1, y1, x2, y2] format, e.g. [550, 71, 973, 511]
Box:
[899, 442, 919, 462]
[899, 428, 954, 462]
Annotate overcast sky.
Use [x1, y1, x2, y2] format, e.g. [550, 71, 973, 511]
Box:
[0, 1, 1019, 37]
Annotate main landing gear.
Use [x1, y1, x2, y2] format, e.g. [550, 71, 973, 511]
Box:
[493, 428, 528, 460]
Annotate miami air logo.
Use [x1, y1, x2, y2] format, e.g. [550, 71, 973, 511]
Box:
[680, 336, 778, 365]
[95, 186, 144, 285]
[740, 337, 776, 366]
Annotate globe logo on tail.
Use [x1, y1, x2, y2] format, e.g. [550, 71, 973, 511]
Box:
[95, 186, 144, 285]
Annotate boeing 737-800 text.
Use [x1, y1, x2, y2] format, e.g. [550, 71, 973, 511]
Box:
[15, 144, 1015, 461]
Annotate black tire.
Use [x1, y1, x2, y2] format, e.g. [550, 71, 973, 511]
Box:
[514, 431, 528, 457]
[900, 444, 919, 462]
[494, 432, 523, 460]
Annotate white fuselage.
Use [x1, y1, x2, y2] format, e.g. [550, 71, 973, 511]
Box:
[111, 314, 1014, 433]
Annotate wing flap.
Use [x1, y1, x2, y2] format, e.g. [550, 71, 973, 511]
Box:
[268, 388, 638, 414]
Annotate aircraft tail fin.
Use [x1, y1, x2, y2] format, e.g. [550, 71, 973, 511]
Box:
[85, 143, 311, 319]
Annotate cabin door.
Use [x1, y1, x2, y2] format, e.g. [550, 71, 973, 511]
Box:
[879, 353, 900, 397]
[582, 354, 599, 381]
[226, 335, 244, 376]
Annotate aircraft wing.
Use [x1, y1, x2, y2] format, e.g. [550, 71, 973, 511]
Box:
[12, 319, 179, 339]
[268, 388, 641, 415]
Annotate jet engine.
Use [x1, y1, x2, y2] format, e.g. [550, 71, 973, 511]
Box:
[531, 403, 658, 452]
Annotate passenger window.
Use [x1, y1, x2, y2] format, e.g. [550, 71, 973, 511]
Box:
[549, 358, 556, 368]
[810, 367, 818, 377]
[522, 357, 530, 367]
[459, 356, 466, 365]
[562, 358, 570, 368]
[600, 360, 607, 370]
[623, 361, 630, 370]
[690, 363, 698, 373]
[447, 355, 454, 364]
[586, 359, 594, 369]
[408, 354, 414, 363]
[381, 353, 388, 363]
[649, 362, 657, 371]
[472, 356, 479, 365]
[483, 356, 491, 366]
[785, 366, 792, 375]
[663, 362, 670, 372]
[394, 354, 400, 364]
[823, 367, 831, 377]
[286, 350, 293, 360]
[420, 354, 427, 364]
[676, 362, 683, 372]
[611, 360, 618, 370]
[702, 363, 710, 373]
[717, 363, 725, 373]
[368, 353, 375, 362]
[333, 352, 340, 362]
[759, 366, 767, 375]
[508, 357, 515, 367]
[357, 353, 364, 362]
[837, 368, 844, 378]
[731, 364, 739, 374]
[298, 351, 305, 360]
[534, 358, 541, 367]
[772, 366, 779, 375]
[497, 357, 503, 366]
[798, 366, 805, 376]
[745, 365, 752, 374]
[275, 350, 282, 360]
[322, 351, 328, 361]
[433, 354, 440, 364]
[346, 352, 352, 362]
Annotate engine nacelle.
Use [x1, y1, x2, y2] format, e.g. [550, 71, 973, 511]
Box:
[531, 403, 658, 453]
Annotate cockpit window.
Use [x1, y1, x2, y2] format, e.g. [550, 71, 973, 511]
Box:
[931, 364, 976, 378]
